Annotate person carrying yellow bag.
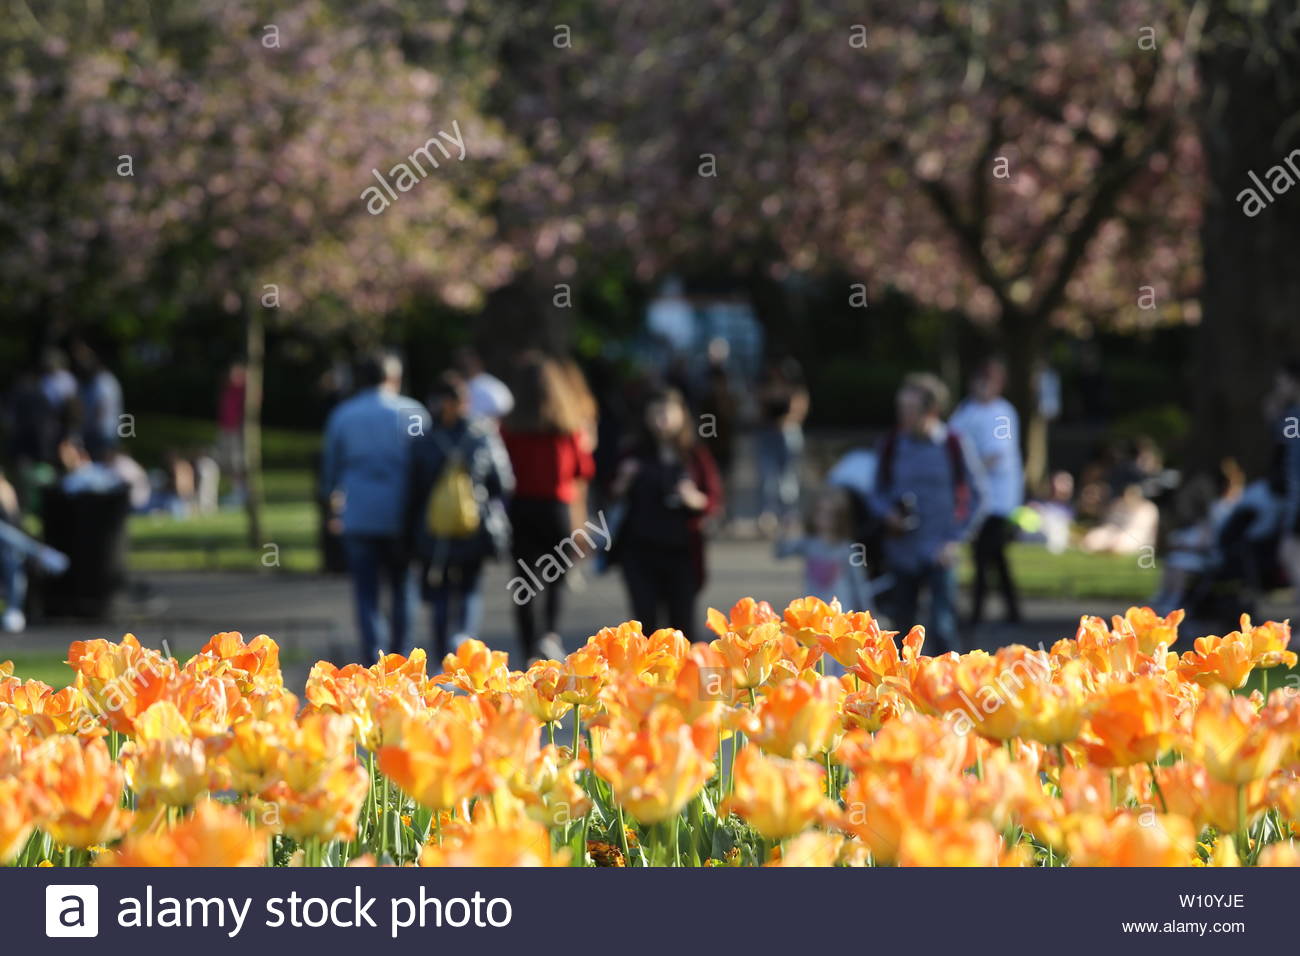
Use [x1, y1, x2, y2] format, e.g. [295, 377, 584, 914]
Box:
[411, 372, 514, 658]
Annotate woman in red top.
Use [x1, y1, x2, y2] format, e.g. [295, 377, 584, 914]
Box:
[500, 354, 595, 663]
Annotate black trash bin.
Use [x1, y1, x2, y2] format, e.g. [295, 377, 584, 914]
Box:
[40, 484, 130, 619]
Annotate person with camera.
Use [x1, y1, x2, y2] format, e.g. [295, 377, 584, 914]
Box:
[872, 373, 987, 654]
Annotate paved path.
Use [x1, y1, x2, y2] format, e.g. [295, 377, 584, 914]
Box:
[8, 539, 1294, 691]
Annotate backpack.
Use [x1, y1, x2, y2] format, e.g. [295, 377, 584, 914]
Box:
[878, 428, 971, 522]
[426, 436, 480, 539]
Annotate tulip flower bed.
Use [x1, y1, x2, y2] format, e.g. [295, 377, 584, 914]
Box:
[3, 598, 1300, 867]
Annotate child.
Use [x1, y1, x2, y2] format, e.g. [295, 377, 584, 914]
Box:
[775, 486, 876, 672]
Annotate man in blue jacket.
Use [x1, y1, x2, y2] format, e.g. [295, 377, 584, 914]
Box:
[872, 373, 988, 654]
[321, 350, 429, 662]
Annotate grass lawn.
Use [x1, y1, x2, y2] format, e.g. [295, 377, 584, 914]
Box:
[129, 469, 320, 572]
[991, 543, 1159, 602]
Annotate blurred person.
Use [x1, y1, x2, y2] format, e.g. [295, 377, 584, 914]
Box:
[1079, 482, 1158, 555]
[69, 342, 123, 460]
[755, 356, 809, 534]
[216, 361, 247, 506]
[105, 449, 151, 512]
[775, 484, 874, 614]
[0, 469, 26, 633]
[1151, 462, 1244, 615]
[38, 348, 77, 415]
[3, 367, 59, 513]
[454, 347, 514, 424]
[698, 338, 739, 517]
[500, 354, 595, 662]
[5, 367, 57, 464]
[949, 358, 1024, 626]
[57, 436, 125, 494]
[1269, 359, 1300, 604]
[609, 387, 721, 641]
[556, 356, 600, 566]
[412, 372, 514, 660]
[1021, 470, 1075, 554]
[321, 350, 429, 662]
[193, 451, 220, 515]
[871, 373, 987, 653]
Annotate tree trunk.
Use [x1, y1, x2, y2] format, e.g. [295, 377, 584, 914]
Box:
[1000, 311, 1049, 493]
[243, 310, 265, 548]
[1191, 5, 1300, 476]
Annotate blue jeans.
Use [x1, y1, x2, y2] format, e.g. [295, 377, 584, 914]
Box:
[0, 542, 25, 613]
[425, 557, 484, 660]
[888, 562, 960, 653]
[757, 424, 803, 518]
[342, 534, 417, 662]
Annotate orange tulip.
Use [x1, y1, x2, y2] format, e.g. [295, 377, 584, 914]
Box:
[1240, 616, 1297, 669]
[706, 598, 780, 640]
[1154, 762, 1266, 833]
[722, 747, 831, 840]
[711, 622, 784, 690]
[191, 631, 283, 691]
[439, 639, 510, 694]
[764, 831, 846, 867]
[67, 634, 177, 735]
[838, 761, 969, 865]
[751, 676, 841, 758]
[899, 820, 1027, 867]
[262, 761, 369, 844]
[120, 701, 209, 807]
[378, 708, 488, 811]
[421, 809, 567, 867]
[1178, 633, 1254, 689]
[1079, 677, 1175, 767]
[594, 709, 715, 824]
[98, 800, 266, 866]
[34, 736, 131, 848]
[1257, 842, 1300, 867]
[1191, 686, 1286, 784]
[1115, 607, 1184, 655]
[1066, 812, 1198, 866]
[509, 660, 574, 723]
[0, 776, 40, 863]
[558, 643, 607, 706]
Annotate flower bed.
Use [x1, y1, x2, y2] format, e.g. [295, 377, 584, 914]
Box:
[2, 599, 1299, 867]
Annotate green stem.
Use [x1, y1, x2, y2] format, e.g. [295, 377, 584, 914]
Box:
[615, 803, 630, 864]
[1148, 762, 1168, 813]
[380, 774, 390, 862]
[1237, 784, 1248, 862]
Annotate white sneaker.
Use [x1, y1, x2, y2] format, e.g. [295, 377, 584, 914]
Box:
[1, 608, 25, 634]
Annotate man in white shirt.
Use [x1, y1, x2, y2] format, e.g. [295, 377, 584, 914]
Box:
[949, 358, 1024, 626]
[455, 348, 514, 423]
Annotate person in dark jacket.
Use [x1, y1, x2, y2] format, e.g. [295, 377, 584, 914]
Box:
[609, 386, 722, 641]
[412, 372, 514, 660]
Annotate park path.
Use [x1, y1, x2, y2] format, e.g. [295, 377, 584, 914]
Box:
[8, 537, 1269, 692]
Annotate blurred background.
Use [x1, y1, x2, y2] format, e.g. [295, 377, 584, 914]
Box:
[2, 0, 1299, 687]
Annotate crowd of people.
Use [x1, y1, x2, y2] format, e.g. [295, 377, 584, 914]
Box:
[4, 335, 1298, 662]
